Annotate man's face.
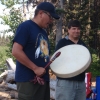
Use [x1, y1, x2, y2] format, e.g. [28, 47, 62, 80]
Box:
[40, 10, 53, 29]
[68, 27, 81, 38]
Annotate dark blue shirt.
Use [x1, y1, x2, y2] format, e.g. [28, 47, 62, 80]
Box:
[13, 20, 50, 82]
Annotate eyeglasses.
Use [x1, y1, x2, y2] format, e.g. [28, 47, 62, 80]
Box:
[43, 11, 53, 20]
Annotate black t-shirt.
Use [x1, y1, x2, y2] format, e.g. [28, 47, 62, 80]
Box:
[13, 20, 50, 82]
[55, 36, 87, 81]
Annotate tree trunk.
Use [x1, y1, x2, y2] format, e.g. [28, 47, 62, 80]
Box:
[56, 0, 63, 45]
[23, 0, 25, 13]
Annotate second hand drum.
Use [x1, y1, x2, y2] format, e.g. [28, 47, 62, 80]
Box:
[50, 44, 91, 78]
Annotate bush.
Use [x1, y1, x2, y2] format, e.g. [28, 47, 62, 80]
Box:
[0, 46, 8, 74]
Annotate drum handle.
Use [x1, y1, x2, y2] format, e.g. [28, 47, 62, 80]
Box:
[31, 52, 61, 85]
[45, 52, 61, 69]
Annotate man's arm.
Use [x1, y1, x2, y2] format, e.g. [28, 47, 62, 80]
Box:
[12, 42, 46, 77]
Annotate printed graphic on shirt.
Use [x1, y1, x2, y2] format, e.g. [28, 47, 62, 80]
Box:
[35, 34, 49, 62]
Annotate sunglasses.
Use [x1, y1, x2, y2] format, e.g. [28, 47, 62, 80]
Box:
[43, 11, 53, 20]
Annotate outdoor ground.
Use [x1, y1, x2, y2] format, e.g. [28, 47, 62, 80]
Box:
[0, 82, 18, 100]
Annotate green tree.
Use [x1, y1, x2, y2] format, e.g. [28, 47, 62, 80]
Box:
[0, 0, 100, 77]
[0, 0, 24, 60]
[51, 0, 100, 77]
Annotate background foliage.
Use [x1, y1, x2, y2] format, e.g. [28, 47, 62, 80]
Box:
[0, 0, 100, 77]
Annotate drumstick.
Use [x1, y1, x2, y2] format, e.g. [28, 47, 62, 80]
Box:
[45, 52, 61, 69]
[31, 52, 61, 85]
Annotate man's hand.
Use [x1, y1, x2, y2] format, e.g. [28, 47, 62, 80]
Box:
[34, 67, 46, 77]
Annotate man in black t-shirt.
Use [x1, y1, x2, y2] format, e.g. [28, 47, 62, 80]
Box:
[12, 2, 60, 100]
[55, 20, 87, 100]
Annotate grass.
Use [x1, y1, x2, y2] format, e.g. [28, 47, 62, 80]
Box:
[0, 46, 8, 74]
[0, 46, 8, 62]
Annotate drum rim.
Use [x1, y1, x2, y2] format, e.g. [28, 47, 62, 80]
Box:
[50, 44, 91, 78]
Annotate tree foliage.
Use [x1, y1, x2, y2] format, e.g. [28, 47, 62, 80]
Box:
[51, 0, 100, 77]
[0, 0, 100, 77]
[0, 0, 23, 60]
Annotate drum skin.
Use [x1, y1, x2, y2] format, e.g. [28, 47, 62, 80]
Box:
[50, 44, 91, 78]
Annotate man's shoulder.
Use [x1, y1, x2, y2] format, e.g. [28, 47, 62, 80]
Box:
[79, 39, 87, 47]
[17, 20, 31, 28]
[21, 20, 32, 26]
[59, 38, 67, 42]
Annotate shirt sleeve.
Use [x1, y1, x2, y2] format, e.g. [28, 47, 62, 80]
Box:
[13, 22, 30, 47]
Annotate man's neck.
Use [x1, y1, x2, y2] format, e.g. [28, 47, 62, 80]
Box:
[68, 36, 79, 44]
[32, 18, 42, 28]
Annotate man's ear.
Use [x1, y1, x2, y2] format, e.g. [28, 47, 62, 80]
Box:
[38, 10, 43, 18]
[68, 29, 70, 33]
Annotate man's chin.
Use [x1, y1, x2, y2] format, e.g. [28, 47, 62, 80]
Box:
[74, 35, 80, 38]
[74, 36, 80, 39]
[42, 26, 48, 29]
[44, 25, 49, 29]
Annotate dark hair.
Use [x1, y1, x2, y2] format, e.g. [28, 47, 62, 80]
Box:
[34, 9, 40, 17]
[68, 20, 81, 29]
